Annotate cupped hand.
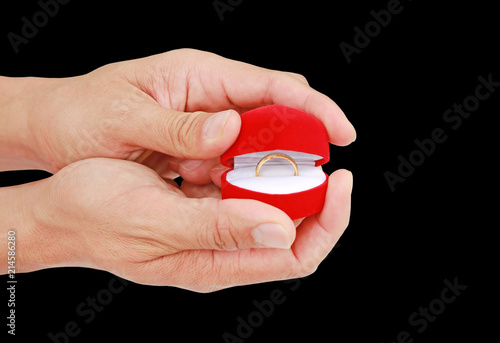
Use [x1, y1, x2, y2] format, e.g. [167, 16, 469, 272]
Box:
[26, 158, 352, 292]
[26, 48, 355, 185]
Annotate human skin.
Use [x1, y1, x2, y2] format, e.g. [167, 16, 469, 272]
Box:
[0, 49, 355, 292]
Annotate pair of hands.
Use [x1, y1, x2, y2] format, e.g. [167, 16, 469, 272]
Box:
[0, 49, 355, 292]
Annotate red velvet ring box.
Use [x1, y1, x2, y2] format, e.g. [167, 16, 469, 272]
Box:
[221, 105, 330, 220]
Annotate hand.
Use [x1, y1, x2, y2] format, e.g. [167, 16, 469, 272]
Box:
[12, 158, 352, 292]
[1, 48, 356, 184]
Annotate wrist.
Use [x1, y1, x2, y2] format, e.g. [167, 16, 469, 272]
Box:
[0, 76, 59, 171]
[0, 181, 45, 273]
[0, 179, 90, 274]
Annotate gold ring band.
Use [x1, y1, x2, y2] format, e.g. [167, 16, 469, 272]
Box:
[255, 153, 299, 177]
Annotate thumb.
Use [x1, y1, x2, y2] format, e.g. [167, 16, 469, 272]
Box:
[126, 103, 241, 159]
[164, 197, 296, 251]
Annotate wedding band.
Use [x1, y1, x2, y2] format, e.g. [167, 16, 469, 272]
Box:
[255, 153, 299, 177]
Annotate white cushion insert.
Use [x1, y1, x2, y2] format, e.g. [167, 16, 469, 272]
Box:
[226, 150, 326, 194]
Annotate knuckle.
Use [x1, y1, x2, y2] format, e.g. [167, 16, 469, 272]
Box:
[192, 285, 224, 294]
[164, 112, 200, 155]
[288, 257, 319, 279]
[300, 263, 319, 278]
[168, 48, 199, 58]
[191, 198, 238, 251]
[196, 199, 240, 251]
[284, 72, 309, 85]
[208, 222, 239, 252]
[277, 258, 317, 281]
[183, 251, 226, 293]
[293, 236, 337, 278]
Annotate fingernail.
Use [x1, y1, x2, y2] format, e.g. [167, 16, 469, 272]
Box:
[348, 170, 354, 192]
[351, 124, 357, 143]
[252, 224, 291, 249]
[211, 164, 229, 172]
[203, 110, 231, 139]
[180, 159, 204, 171]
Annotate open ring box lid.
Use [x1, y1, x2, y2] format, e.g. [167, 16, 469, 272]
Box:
[221, 105, 330, 219]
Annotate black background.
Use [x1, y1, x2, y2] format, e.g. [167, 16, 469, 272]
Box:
[1, 0, 497, 342]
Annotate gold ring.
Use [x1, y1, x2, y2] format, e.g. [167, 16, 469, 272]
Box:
[255, 153, 299, 177]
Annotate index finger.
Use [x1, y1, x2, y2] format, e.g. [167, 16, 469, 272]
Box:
[159, 49, 356, 146]
[213, 56, 357, 146]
